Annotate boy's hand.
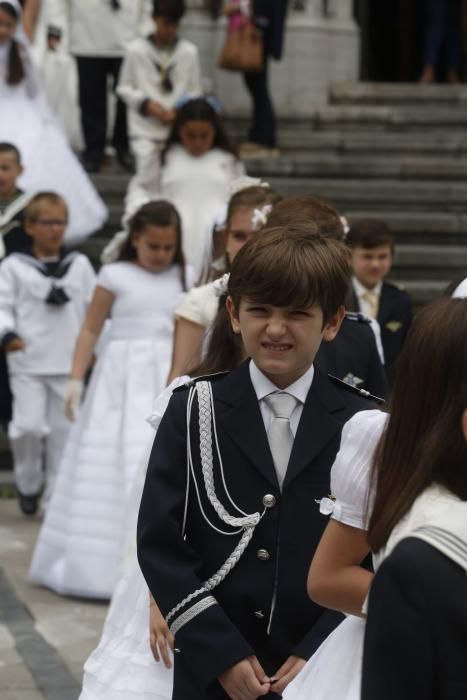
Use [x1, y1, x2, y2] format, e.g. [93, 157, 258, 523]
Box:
[149, 599, 174, 668]
[270, 655, 306, 695]
[146, 100, 172, 124]
[4, 337, 25, 353]
[219, 656, 270, 700]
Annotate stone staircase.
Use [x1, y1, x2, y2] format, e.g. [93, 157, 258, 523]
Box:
[84, 81, 467, 308]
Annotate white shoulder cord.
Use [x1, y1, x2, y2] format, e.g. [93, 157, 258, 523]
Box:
[168, 381, 266, 632]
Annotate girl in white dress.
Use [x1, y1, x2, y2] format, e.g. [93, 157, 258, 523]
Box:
[0, 0, 106, 244]
[135, 97, 245, 279]
[284, 296, 467, 700]
[78, 290, 246, 700]
[167, 182, 281, 382]
[29, 200, 195, 600]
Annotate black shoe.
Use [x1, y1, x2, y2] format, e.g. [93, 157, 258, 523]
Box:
[115, 148, 135, 173]
[82, 153, 103, 174]
[18, 492, 39, 516]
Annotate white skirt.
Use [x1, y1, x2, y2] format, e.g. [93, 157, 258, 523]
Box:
[283, 615, 364, 700]
[79, 557, 173, 700]
[29, 335, 170, 600]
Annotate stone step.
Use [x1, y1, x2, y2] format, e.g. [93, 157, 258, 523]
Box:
[392, 245, 467, 280]
[330, 82, 467, 107]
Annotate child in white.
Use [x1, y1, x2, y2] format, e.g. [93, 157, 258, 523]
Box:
[0, 192, 96, 511]
[118, 0, 202, 206]
[0, 0, 107, 244]
[29, 200, 195, 600]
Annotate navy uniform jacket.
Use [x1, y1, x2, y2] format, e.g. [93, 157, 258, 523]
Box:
[362, 538, 467, 699]
[316, 313, 388, 400]
[351, 282, 412, 387]
[137, 361, 373, 700]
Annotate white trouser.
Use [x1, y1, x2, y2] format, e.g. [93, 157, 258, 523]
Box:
[8, 374, 70, 502]
[125, 138, 164, 220]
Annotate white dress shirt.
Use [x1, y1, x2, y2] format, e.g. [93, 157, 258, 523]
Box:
[452, 277, 467, 298]
[249, 361, 315, 436]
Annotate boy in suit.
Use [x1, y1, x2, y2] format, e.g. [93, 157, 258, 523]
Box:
[346, 219, 413, 387]
[137, 224, 375, 699]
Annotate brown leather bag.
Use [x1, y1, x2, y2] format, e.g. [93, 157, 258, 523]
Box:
[218, 21, 264, 73]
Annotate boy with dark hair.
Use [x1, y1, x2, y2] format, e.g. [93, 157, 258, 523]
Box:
[267, 197, 388, 400]
[0, 142, 32, 259]
[0, 192, 95, 515]
[138, 225, 377, 699]
[346, 218, 413, 387]
[117, 0, 202, 211]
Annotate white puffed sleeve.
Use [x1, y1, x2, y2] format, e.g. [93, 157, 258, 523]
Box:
[174, 282, 218, 329]
[146, 375, 191, 431]
[321, 409, 388, 530]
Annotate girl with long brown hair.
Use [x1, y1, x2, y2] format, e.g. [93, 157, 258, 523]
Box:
[362, 296, 467, 699]
[284, 297, 467, 700]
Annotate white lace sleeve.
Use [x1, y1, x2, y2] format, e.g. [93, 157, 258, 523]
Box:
[322, 410, 388, 530]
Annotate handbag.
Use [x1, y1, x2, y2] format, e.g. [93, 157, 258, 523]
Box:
[218, 20, 264, 73]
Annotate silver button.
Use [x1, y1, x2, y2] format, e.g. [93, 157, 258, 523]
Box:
[257, 548, 270, 561]
[262, 494, 276, 508]
[254, 610, 265, 619]
[174, 647, 181, 654]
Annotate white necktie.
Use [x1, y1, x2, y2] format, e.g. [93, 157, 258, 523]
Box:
[264, 392, 298, 489]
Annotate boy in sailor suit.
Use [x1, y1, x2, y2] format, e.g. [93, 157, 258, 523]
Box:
[138, 225, 376, 699]
[0, 192, 96, 515]
[117, 0, 202, 211]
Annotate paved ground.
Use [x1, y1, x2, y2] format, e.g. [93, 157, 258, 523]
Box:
[0, 498, 108, 700]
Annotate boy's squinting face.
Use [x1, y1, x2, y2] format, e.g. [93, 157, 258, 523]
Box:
[227, 298, 344, 389]
[154, 16, 179, 45]
[0, 152, 22, 197]
[352, 244, 393, 290]
[25, 202, 67, 256]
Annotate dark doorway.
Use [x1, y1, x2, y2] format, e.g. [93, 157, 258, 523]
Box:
[354, 1, 426, 81]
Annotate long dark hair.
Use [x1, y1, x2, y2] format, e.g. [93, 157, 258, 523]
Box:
[368, 297, 467, 552]
[161, 98, 237, 165]
[117, 200, 187, 289]
[191, 295, 244, 376]
[0, 2, 24, 85]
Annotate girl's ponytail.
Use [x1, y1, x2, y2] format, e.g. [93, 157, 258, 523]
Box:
[8, 38, 25, 85]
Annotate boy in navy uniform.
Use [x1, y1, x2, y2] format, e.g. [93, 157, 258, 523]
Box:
[138, 225, 375, 699]
[347, 219, 413, 387]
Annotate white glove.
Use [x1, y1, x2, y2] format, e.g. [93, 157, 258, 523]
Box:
[64, 378, 84, 421]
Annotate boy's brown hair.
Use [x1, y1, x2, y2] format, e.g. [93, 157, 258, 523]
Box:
[0, 142, 21, 163]
[25, 192, 68, 224]
[346, 219, 395, 253]
[228, 224, 352, 324]
[266, 195, 344, 241]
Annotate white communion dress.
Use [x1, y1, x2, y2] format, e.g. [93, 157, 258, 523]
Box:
[79, 377, 190, 700]
[29, 262, 194, 600]
[0, 39, 106, 244]
[159, 146, 244, 278]
[78, 407, 387, 700]
[283, 409, 388, 700]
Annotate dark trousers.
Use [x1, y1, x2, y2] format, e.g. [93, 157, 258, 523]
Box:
[424, 0, 461, 70]
[242, 55, 276, 147]
[76, 56, 129, 160]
